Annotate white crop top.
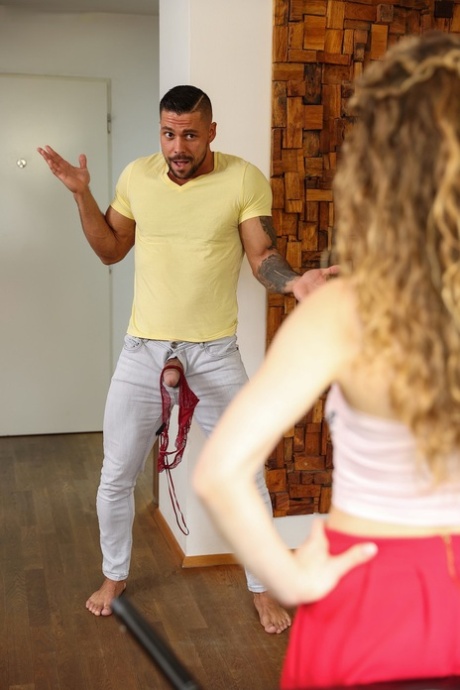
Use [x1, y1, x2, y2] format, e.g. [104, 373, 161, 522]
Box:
[325, 384, 460, 526]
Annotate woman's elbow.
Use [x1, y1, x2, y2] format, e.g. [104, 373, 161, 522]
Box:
[193, 459, 229, 505]
[192, 463, 211, 499]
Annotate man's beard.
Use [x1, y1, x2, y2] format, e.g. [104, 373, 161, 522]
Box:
[167, 151, 206, 180]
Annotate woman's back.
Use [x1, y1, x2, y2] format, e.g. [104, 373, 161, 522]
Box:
[326, 380, 460, 536]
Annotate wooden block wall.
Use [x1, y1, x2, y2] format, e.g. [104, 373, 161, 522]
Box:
[267, 0, 454, 517]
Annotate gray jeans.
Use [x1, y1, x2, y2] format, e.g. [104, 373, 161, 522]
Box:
[97, 334, 272, 592]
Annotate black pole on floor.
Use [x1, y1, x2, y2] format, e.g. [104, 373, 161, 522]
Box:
[112, 596, 202, 690]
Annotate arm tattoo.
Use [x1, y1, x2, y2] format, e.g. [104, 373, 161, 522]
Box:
[259, 216, 277, 250]
[257, 254, 298, 293]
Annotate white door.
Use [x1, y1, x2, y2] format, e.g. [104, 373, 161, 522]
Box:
[0, 74, 112, 435]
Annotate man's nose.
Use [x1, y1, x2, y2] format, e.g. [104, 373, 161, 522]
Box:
[173, 137, 187, 153]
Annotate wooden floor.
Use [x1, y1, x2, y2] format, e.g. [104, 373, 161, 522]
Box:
[0, 432, 288, 690]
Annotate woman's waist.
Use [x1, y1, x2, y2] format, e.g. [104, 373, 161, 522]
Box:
[327, 506, 460, 538]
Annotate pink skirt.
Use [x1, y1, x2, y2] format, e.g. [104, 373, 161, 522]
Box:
[280, 528, 460, 688]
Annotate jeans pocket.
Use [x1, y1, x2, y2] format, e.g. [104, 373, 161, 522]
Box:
[201, 335, 239, 360]
[123, 334, 145, 352]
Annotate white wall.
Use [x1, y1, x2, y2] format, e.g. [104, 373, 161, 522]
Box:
[160, 0, 270, 378]
[0, 5, 159, 363]
[159, 0, 313, 557]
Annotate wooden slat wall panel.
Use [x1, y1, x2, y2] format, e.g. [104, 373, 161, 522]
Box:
[267, 0, 451, 517]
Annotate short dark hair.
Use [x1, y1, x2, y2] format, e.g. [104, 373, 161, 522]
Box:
[159, 85, 213, 121]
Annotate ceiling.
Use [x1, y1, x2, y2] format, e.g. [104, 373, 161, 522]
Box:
[0, 0, 158, 15]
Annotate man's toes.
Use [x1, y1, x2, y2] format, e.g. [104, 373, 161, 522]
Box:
[264, 622, 278, 634]
[86, 598, 106, 616]
[276, 620, 291, 634]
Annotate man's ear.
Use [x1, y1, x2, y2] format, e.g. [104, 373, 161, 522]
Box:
[209, 122, 217, 143]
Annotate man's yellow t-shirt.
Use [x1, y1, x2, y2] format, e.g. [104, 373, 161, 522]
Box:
[111, 151, 272, 342]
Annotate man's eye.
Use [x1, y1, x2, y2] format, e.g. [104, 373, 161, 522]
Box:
[186, 134, 196, 139]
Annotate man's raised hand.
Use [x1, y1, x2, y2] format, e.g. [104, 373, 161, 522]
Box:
[37, 145, 90, 195]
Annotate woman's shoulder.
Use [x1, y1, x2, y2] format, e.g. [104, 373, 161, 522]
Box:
[271, 277, 363, 385]
[297, 277, 361, 338]
[323, 280, 395, 417]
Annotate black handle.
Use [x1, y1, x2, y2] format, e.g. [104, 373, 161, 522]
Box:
[112, 597, 202, 690]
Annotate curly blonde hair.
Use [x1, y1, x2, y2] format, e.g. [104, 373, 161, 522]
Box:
[334, 31, 460, 477]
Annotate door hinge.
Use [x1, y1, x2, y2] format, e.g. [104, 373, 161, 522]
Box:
[107, 113, 112, 134]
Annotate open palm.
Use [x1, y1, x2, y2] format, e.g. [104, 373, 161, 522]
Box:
[37, 145, 90, 195]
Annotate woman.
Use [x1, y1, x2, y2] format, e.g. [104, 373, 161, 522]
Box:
[193, 31, 460, 688]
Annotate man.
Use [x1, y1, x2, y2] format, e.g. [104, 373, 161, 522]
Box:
[38, 85, 336, 634]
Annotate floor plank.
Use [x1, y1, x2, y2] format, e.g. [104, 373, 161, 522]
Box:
[0, 433, 288, 690]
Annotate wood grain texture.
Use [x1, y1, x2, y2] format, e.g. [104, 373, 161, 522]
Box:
[0, 433, 287, 690]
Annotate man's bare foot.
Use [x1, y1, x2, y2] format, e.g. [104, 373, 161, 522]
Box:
[162, 358, 183, 387]
[85, 578, 127, 617]
[253, 591, 291, 634]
